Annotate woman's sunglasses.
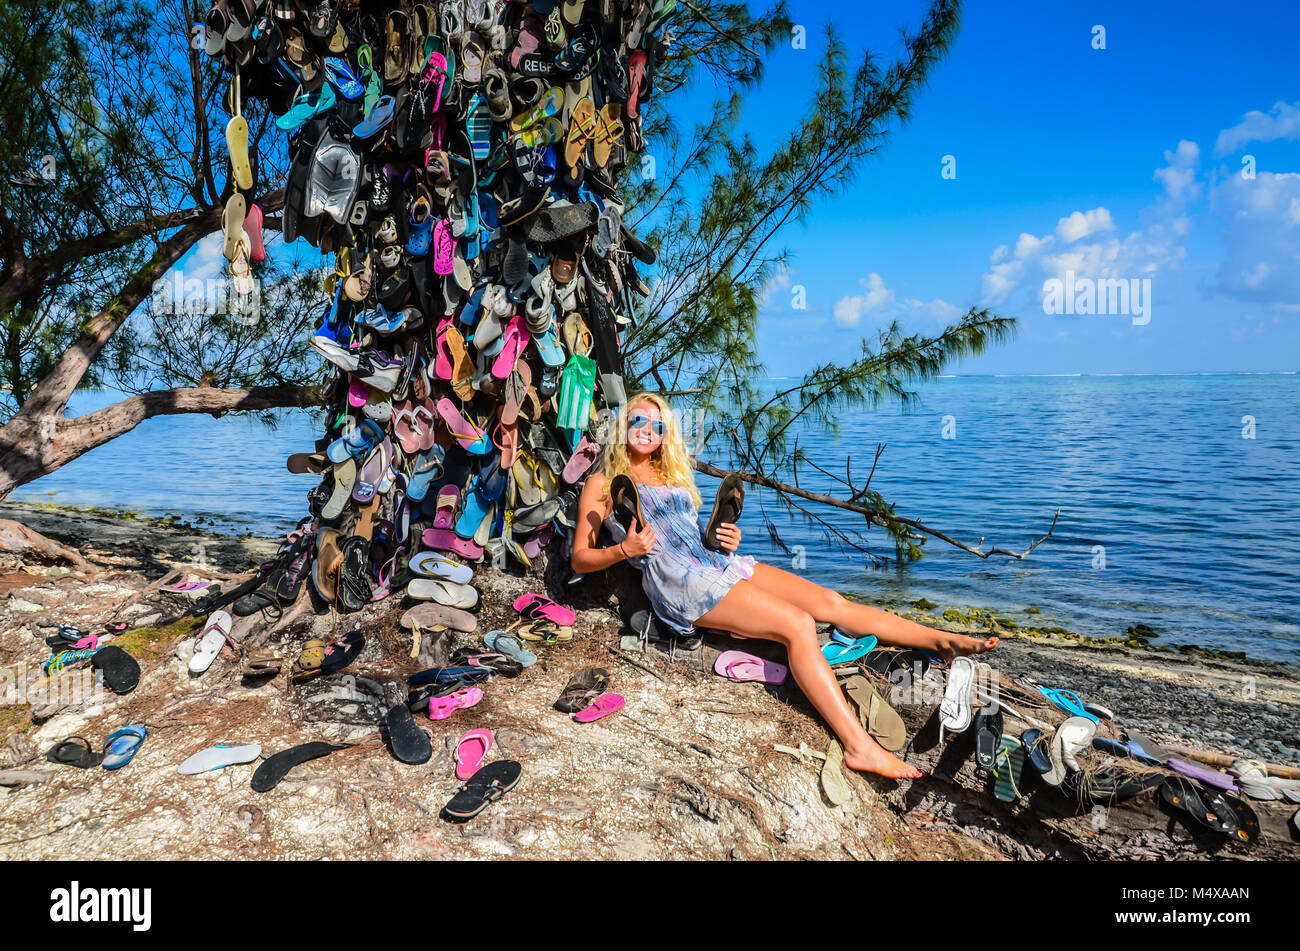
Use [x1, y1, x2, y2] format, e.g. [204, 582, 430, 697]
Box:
[628, 413, 667, 435]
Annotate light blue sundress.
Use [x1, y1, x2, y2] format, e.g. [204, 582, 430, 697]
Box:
[604, 480, 757, 634]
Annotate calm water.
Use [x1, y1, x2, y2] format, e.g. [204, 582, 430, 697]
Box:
[7, 375, 1299, 661]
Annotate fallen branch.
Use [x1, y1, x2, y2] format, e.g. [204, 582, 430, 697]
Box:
[692, 459, 1061, 560]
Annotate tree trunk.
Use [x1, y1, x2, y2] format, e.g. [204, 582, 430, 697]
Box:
[0, 383, 319, 501]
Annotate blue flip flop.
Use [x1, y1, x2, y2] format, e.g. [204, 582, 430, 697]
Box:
[352, 94, 396, 138]
[455, 474, 493, 538]
[1039, 687, 1099, 723]
[485, 629, 537, 668]
[102, 726, 147, 771]
[324, 57, 364, 100]
[821, 634, 878, 666]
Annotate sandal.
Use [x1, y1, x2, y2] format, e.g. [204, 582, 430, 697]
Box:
[555, 667, 609, 712]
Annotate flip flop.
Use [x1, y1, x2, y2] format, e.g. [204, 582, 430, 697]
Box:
[102, 725, 147, 771]
[1159, 775, 1240, 836]
[401, 602, 478, 634]
[843, 675, 907, 752]
[386, 703, 433, 764]
[1019, 728, 1054, 773]
[428, 687, 484, 720]
[1042, 715, 1097, 787]
[713, 650, 788, 685]
[703, 473, 743, 550]
[574, 692, 624, 723]
[190, 610, 233, 674]
[407, 577, 480, 609]
[251, 741, 342, 792]
[1168, 757, 1239, 793]
[1039, 687, 1098, 723]
[821, 739, 853, 807]
[91, 645, 140, 694]
[409, 551, 474, 583]
[46, 736, 103, 769]
[512, 592, 576, 626]
[992, 734, 1025, 802]
[821, 636, 877, 666]
[442, 760, 522, 821]
[178, 744, 262, 775]
[973, 707, 1005, 771]
[484, 629, 537, 668]
[938, 656, 976, 734]
[455, 728, 494, 780]
[320, 632, 364, 674]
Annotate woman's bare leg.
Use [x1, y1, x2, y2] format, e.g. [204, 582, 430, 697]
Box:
[748, 562, 997, 661]
[696, 578, 922, 779]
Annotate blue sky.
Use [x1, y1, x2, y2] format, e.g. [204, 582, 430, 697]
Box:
[678, 0, 1300, 375]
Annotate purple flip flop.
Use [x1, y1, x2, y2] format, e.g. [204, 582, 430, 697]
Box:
[714, 650, 788, 685]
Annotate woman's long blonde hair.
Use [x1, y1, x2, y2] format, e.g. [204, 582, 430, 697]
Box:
[597, 391, 703, 509]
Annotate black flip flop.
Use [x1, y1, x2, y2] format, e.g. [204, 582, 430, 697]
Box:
[702, 473, 743, 551]
[863, 647, 932, 689]
[1159, 776, 1240, 836]
[1065, 765, 1167, 803]
[320, 632, 365, 674]
[250, 741, 343, 792]
[46, 736, 103, 769]
[1221, 791, 1260, 845]
[91, 646, 140, 694]
[1019, 728, 1055, 774]
[608, 474, 643, 533]
[385, 703, 432, 765]
[442, 760, 522, 822]
[974, 708, 1004, 771]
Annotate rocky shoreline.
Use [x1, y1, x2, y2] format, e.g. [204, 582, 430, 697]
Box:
[1, 502, 1297, 860]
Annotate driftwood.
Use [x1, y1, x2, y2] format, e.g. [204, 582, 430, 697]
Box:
[885, 680, 1300, 860]
[0, 518, 95, 572]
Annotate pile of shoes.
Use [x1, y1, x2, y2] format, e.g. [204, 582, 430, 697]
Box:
[200, 0, 672, 610]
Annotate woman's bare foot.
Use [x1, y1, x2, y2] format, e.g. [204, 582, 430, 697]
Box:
[843, 739, 923, 779]
[933, 633, 998, 663]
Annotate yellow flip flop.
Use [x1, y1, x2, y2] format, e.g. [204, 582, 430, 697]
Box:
[225, 73, 253, 191]
[221, 192, 247, 261]
[564, 97, 597, 170]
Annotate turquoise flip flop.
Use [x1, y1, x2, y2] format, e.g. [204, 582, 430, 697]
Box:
[1039, 687, 1098, 723]
[102, 726, 147, 771]
[821, 635, 878, 666]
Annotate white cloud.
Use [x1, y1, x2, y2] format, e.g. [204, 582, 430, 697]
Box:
[1152, 140, 1201, 203]
[1207, 170, 1300, 309]
[1055, 208, 1114, 243]
[833, 273, 959, 327]
[1213, 101, 1300, 157]
[979, 142, 1202, 308]
[832, 272, 893, 326]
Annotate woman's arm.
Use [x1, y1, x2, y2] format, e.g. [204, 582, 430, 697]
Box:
[571, 474, 658, 571]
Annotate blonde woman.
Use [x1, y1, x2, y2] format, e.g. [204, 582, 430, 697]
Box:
[571, 392, 998, 779]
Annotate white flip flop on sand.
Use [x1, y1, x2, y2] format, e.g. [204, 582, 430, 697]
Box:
[178, 743, 262, 775]
[189, 610, 232, 675]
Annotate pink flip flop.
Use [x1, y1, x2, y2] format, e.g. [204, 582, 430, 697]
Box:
[574, 693, 624, 723]
[513, 592, 576, 626]
[434, 316, 455, 380]
[562, 433, 601, 483]
[435, 397, 490, 453]
[454, 728, 494, 779]
[428, 686, 484, 721]
[432, 219, 455, 275]
[244, 203, 266, 262]
[348, 376, 369, 407]
[490, 315, 530, 379]
[713, 650, 788, 685]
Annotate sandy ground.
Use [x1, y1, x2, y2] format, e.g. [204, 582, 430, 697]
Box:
[1, 502, 1296, 860]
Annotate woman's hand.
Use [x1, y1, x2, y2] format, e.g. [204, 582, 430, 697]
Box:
[621, 520, 657, 558]
[714, 522, 741, 553]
